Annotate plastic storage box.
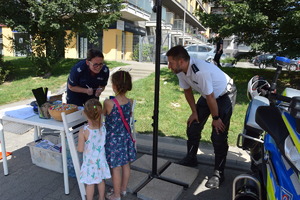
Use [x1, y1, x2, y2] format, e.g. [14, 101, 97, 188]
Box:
[27, 135, 63, 173]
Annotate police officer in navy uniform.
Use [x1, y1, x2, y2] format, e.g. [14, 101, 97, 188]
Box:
[213, 34, 223, 68]
[166, 45, 236, 189]
[66, 49, 109, 106]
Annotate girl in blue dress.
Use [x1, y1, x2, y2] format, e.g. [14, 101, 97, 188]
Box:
[103, 70, 136, 200]
[77, 99, 111, 200]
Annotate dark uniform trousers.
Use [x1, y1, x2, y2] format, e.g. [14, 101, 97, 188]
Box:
[214, 51, 223, 68]
[186, 88, 236, 172]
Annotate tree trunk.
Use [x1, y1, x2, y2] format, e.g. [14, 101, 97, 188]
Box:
[45, 31, 66, 61]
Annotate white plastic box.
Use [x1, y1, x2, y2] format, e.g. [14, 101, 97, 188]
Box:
[27, 135, 63, 173]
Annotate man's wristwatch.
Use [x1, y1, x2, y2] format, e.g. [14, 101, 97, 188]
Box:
[213, 116, 220, 120]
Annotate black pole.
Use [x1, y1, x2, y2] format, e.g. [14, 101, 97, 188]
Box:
[152, 0, 162, 177]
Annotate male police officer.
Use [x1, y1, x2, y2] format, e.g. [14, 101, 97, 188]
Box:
[166, 45, 236, 189]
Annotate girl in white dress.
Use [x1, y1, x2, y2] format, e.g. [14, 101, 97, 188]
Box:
[78, 99, 111, 200]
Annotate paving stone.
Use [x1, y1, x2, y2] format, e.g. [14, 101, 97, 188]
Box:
[137, 178, 183, 200]
[127, 170, 149, 193]
[131, 154, 169, 173]
[106, 169, 149, 194]
[160, 163, 199, 187]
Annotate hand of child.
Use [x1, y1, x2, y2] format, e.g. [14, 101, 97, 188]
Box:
[95, 88, 103, 97]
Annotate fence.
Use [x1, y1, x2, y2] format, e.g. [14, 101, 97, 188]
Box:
[130, 34, 173, 63]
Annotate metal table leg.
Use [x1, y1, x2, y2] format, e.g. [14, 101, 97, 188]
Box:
[0, 119, 8, 175]
[60, 130, 69, 194]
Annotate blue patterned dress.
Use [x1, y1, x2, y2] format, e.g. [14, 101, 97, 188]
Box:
[105, 101, 136, 168]
[79, 125, 111, 184]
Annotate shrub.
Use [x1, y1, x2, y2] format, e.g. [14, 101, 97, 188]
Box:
[131, 43, 139, 61]
[0, 54, 11, 84]
[221, 57, 235, 64]
[131, 43, 154, 62]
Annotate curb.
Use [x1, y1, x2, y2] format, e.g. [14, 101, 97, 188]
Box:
[135, 133, 251, 171]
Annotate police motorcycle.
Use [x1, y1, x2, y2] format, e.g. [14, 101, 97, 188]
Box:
[232, 56, 300, 200]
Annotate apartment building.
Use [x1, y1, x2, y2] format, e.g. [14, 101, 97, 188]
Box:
[0, 0, 211, 61]
[156, 0, 210, 47]
[139, 0, 211, 62]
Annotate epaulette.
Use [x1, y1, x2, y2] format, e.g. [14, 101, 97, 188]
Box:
[191, 64, 199, 73]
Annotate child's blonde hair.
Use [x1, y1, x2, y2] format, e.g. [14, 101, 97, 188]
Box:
[84, 99, 102, 127]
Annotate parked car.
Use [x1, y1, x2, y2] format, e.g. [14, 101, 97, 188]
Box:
[253, 54, 276, 68]
[160, 52, 168, 64]
[185, 44, 215, 61]
[288, 57, 300, 71]
[160, 44, 215, 64]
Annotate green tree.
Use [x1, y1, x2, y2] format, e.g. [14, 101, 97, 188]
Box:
[0, 0, 123, 75]
[199, 0, 300, 57]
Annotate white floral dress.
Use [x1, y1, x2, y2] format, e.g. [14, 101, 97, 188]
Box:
[79, 125, 111, 184]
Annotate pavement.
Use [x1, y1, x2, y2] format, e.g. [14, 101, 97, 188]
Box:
[0, 60, 255, 200]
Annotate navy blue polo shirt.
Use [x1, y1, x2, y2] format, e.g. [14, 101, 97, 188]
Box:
[216, 38, 223, 52]
[66, 60, 109, 106]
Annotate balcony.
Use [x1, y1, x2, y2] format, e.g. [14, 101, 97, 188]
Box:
[146, 6, 170, 28]
[195, 34, 208, 43]
[121, 0, 152, 21]
[189, 5, 194, 14]
[185, 23, 193, 34]
[149, 6, 167, 22]
[180, 0, 186, 6]
[236, 44, 251, 52]
[173, 19, 183, 31]
[162, 0, 206, 31]
[166, 12, 174, 25]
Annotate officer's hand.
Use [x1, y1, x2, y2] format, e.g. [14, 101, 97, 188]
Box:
[212, 119, 225, 134]
[187, 112, 198, 127]
[86, 88, 93, 96]
[95, 88, 103, 97]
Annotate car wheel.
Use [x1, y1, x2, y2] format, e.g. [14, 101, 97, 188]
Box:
[259, 63, 266, 69]
[206, 58, 213, 63]
[288, 64, 297, 71]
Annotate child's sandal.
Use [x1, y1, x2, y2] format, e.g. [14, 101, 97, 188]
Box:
[106, 194, 121, 200]
[106, 188, 114, 196]
[106, 188, 126, 197]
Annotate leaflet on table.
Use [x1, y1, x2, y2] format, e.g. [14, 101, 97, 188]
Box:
[35, 139, 62, 153]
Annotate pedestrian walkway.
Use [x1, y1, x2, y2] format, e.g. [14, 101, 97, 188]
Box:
[100, 60, 161, 101]
[0, 60, 252, 200]
[0, 128, 249, 200]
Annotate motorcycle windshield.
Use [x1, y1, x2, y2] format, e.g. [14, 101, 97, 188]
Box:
[256, 106, 289, 153]
[257, 106, 300, 174]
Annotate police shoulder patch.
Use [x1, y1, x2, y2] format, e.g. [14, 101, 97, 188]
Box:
[191, 64, 199, 73]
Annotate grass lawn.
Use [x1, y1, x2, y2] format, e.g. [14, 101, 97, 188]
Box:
[0, 57, 126, 105]
[1, 57, 300, 146]
[127, 67, 300, 146]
